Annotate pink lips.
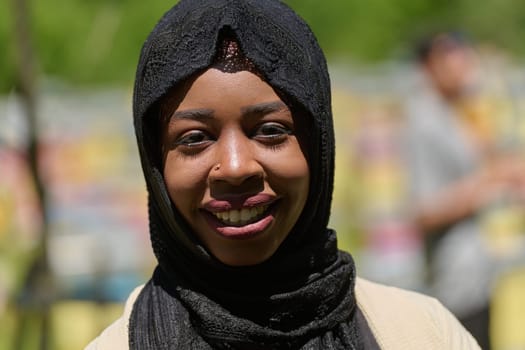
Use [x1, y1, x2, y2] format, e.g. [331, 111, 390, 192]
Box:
[211, 214, 274, 239]
[203, 193, 276, 212]
[202, 193, 277, 239]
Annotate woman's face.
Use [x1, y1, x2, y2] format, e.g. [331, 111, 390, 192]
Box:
[161, 68, 310, 266]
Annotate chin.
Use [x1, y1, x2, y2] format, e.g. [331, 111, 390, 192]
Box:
[215, 249, 275, 267]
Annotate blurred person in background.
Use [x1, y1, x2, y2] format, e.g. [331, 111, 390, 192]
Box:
[404, 32, 525, 349]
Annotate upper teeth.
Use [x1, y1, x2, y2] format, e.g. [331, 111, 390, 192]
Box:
[213, 205, 268, 225]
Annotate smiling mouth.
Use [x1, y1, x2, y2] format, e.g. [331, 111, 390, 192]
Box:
[211, 204, 269, 227]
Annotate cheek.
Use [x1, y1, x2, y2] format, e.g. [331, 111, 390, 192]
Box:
[288, 160, 310, 208]
[265, 144, 310, 204]
[163, 153, 208, 211]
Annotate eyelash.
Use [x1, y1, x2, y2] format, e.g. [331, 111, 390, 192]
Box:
[252, 122, 292, 141]
[172, 122, 293, 153]
[174, 130, 213, 148]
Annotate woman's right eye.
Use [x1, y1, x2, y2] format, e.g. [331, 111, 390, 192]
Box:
[174, 130, 213, 147]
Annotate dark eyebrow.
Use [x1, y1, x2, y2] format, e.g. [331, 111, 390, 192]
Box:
[241, 101, 289, 116]
[170, 108, 214, 121]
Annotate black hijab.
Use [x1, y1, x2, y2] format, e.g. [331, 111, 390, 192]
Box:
[130, 0, 361, 348]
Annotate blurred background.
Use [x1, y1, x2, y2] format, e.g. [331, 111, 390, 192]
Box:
[2, 0, 525, 349]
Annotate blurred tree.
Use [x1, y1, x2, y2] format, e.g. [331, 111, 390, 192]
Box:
[10, 0, 55, 348]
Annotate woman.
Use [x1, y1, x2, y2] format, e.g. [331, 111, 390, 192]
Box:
[87, 0, 479, 349]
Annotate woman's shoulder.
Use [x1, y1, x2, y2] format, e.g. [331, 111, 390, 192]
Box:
[355, 277, 481, 349]
[84, 285, 145, 350]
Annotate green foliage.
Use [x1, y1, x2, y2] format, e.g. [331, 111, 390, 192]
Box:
[3, 0, 525, 93]
[286, 0, 460, 61]
[0, 1, 16, 93]
[4, 0, 175, 92]
[30, 0, 174, 86]
[459, 0, 525, 55]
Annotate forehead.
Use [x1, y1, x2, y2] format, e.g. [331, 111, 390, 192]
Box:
[164, 68, 284, 115]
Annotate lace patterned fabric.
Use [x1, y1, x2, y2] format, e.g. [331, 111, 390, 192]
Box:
[130, 0, 361, 349]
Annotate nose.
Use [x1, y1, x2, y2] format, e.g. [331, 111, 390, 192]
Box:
[209, 131, 263, 187]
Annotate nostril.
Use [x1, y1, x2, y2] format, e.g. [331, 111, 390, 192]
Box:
[209, 152, 264, 186]
[209, 173, 265, 196]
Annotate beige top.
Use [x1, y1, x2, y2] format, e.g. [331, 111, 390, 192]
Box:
[85, 278, 480, 349]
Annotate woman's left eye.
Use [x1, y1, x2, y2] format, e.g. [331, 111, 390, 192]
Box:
[252, 122, 292, 141]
